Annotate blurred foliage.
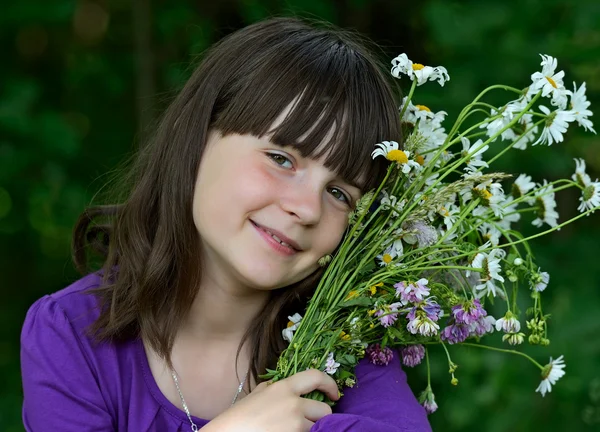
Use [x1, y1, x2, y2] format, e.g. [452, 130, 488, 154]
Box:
[1, 0, 599, 431]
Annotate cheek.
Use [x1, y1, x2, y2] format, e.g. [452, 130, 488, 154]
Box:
[193, 157, 279, 231]
[314, 211, 348, 255]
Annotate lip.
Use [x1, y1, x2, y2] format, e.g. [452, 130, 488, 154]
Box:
[250, 220, 303, 253]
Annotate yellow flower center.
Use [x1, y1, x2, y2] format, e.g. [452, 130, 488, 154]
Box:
[415, 154, 425, 165]
[345, 290, 359, 300]
[287, 321, 294, 328]
[440, 207, 449, 217]
[474, 187, 492, 202]
[545, 76, 557, 89]
[412, 63, 425, 71]
[415, 104, 431, 112]
[382, 254, 393, 264]
[386, 149, 409, 164]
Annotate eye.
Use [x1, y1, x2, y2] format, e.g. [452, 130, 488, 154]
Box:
[267, 152, 294, 169]
[328, 187, 351, 205]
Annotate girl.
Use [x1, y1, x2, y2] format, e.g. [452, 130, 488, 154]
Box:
[20, 17, 431, 431]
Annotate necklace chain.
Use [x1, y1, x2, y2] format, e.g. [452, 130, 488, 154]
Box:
[171, 369, 248, 432]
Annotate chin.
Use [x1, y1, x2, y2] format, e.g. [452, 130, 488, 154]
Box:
[235, 259, 314, 292]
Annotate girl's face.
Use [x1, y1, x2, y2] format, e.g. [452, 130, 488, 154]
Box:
[192, 129, 362, 291]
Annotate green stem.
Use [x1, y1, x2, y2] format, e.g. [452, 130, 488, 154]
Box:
[399, 80, 418, 121]
[460, 342, 543, 369]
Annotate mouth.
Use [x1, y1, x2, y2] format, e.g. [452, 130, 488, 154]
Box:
[250, 220, 302, 253]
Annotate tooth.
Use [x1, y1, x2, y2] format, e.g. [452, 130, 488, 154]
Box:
[265, 229, 292, 248]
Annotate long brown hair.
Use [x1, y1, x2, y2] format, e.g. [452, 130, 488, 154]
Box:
[72, 16, 402, 388]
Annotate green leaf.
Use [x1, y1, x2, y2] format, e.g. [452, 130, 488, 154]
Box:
[339, 297, 373, 308]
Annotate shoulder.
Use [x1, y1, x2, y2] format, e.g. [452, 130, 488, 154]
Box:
[20, 271, 122, 386]
[20, 270, 135, 378]
[20, 272, 171, 431]
[23, 271, 105, 332]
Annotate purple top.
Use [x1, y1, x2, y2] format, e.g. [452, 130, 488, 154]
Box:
[20, 272, 431, 431]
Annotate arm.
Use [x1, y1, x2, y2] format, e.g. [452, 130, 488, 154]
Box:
[311, 351, 431, 432]
[20, 295, 115, 431]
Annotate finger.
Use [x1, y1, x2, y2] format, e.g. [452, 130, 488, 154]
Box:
[253, 380, 271, 393]
[301, 398, 333, 423]
[287, 369, 340, 401]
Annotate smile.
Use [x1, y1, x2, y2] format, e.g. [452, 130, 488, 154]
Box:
[250, 220, 301, 256]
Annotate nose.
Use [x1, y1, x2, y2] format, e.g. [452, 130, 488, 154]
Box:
[279, 181, 323, 225]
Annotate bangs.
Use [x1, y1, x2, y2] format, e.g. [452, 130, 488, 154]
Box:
[212, 24, 401, 192]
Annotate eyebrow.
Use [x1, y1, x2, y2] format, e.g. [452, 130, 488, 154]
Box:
[272, 141, 366, 191]
[341, 176, 364, 191]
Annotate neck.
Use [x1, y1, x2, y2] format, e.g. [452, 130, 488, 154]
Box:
[179, 271, 271, 345]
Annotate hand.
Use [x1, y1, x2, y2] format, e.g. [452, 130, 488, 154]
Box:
[202, 368, 340, 432]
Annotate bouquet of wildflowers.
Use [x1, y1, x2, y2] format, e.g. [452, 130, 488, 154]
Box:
[263, 53, 596, 413]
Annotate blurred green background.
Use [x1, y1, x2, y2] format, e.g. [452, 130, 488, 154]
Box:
[2, 0, 599, 431]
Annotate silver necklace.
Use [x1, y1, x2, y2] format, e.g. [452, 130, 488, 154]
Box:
[171, 368, 248, 432]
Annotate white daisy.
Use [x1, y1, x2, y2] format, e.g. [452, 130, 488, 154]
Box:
[578, 181, 600, 214]
[471, 247, 506, 298]
[461, 137, 489, 171]
[478, 223, 502, 246]
[498, 196, 522, 230]
[372, 142, 422, 174]
[509, 113, 540, 150]
[437, 227, 458, 245]
[419, 112, 449, 160]
[512, 174, 536, 199]
[391, 53, 450, 87]
[488, 184, 507, 218]
[569, 82, 596, 133]
[421, 131, 448, 164]
[282, 313, 303, 343]
[532, 181, 559, 228]
[380, 191, 406, 213]
[482, 98, 529, 142]
[572, 158, 592, 187]
[376, 246, 396, 267]
[471, 181, 506, 218]
[530, 268, 550, 292]
[528, 54, 570, 109]
[387, 229, 405, 257]
[534, 105, 576, 146]
[399, 151, 423, 175]
[402, 97, 437, 124]
[371, 140, 401, 160]
[536, 355, 566, 397]
[438, 203, 460, 230]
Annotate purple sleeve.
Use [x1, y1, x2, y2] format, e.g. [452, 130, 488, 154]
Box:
[20, 295, 115, 431]
[311, 351, 431, 432]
